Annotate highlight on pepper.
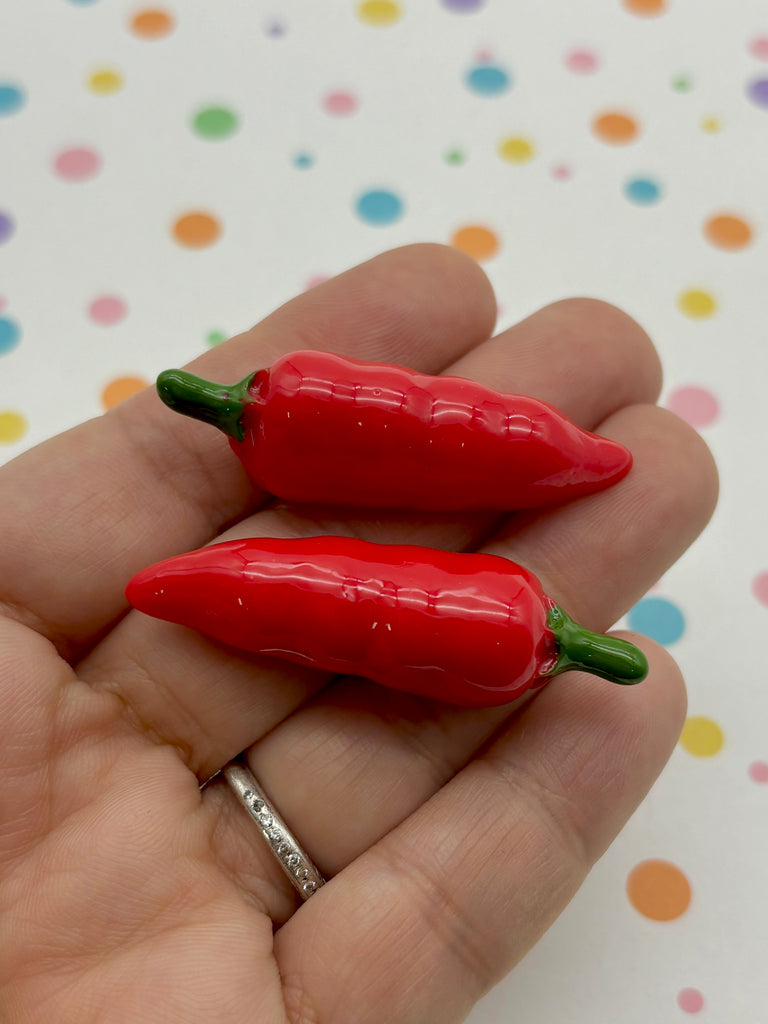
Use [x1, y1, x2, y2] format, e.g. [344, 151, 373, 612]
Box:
[126, 536, 648, 709]
[155, 350, 633, 511]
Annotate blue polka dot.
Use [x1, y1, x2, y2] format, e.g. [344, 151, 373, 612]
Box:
[293, 151, 314, 169]
[355, 189, 404, 226]
[0, 84, 25, 117]
[627, 597, 685, 645]
[0, 317, 21, 356]
[465, 65, 511, 96]
[624, 177, 662, 205]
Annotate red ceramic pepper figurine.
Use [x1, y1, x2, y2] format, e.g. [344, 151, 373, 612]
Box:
[126, 536, 647, 708]
[156, 351, 632, 511]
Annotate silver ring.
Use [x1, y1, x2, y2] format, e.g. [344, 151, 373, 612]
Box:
[223, 761, 325, 901]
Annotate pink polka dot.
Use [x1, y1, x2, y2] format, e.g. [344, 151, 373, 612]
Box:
[303, 274, 330, 291]
[323, 91, 358, 116]
[54, 147, 101, 181]
[89, 295, 127, 325]
[752, 571, 768, 606]
[666, 386, 720, 428]
[749, 36, 768, 60]
[565, 48, 600, 73]
[748, 760, 768, 783]
[552, 163, 573, 180]
[0, 297, 6, 312]
[677, 988, 704, 1014]
[475, 48, 494, 63]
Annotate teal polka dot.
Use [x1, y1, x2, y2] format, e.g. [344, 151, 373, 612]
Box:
[0, 316, 21, 355]
[355, 189, 404, 226]
[465, 65, 511, 96]
[293, 151, 314, 169]
[625, 177, 662, 205]
[627, 597, 685, 645]
[0, 84, 25, 116]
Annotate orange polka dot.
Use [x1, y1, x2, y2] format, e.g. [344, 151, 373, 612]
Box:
[703, 213, 753, 251]
[623, 0, 666, 15]
[102, 376, 149, 410]
[627, 859, 691, 921]
[172, 212, 221, 249]
[592, 111, 640, 144]
[450, 225, 500, 262]
[130, 8, 175, 38]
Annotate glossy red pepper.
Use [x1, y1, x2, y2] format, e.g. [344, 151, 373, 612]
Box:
[126, 536, 647, 708]
[156, 351, 632, 511]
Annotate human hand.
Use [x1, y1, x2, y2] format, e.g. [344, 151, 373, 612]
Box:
[0, 245, 717, 1023]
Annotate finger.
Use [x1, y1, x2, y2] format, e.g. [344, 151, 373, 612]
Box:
[0, 244, 496, 658]
[483, 402, 720, 627]
[273, 639, 686, 1024]
[206, 402, 715, 893]
[80, 298, 663, 780]
[450, 296, 662, 422]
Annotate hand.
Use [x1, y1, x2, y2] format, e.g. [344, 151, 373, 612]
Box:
[0, 245, 717, 1023]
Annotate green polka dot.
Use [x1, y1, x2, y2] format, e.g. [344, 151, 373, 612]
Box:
[444, 148, 467, 166]
[672, 74, 693, 92]
[192, 106, 239, 140]
[205, 330, 226, 347]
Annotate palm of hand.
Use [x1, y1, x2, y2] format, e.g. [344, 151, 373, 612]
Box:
[0, 247, 716, 1024]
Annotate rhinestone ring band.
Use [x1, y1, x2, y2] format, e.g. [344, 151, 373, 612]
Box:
[223, 761, 326, 901]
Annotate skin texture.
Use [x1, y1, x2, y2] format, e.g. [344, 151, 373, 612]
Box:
[0, 244, 718, 1024]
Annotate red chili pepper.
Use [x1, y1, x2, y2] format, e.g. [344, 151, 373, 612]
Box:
[156, 351, 632, 510]
[126, 536, 647, 708]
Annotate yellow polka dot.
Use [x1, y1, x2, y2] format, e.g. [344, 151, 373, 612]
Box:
[701, 116, 722, 133]
[101, 376, 149, 410]
[498, 135, 535, 163]
[357, 1, 402, 25]
[0, 410, 28, 444]
[677, 289, 717, 319]
[679, 716, 724, 757]
[88, 68, 123, 95]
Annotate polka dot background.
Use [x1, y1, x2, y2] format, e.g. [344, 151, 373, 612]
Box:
[1, 3, 767, 1021]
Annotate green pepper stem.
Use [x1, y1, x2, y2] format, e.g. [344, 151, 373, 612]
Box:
[156, 369, 256, 442]
[546, 604, 648, 685]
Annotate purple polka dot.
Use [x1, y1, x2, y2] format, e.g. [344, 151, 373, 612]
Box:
[747, 77, 768, 108]
[54, 146, 101, 181]
[442, 0, 485, 11]
[0, 211, 14, 244]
